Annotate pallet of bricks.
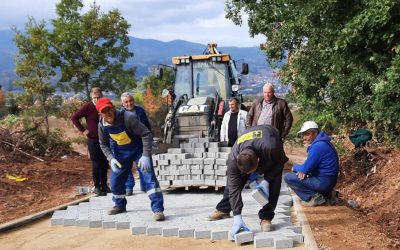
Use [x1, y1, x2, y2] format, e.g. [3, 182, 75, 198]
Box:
[152, 137, 231, 189]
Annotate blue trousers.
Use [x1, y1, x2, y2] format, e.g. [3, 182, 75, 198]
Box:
[110, 158, 164, 212]
[125, 162, 145, 192]
[283, 172, 337, 201]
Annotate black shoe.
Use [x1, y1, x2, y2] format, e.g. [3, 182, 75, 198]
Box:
[126, 191, 133, 196]
[102, 186, 111, 193]
[93, 187, 101, 196]
[108, 207, 126, 215]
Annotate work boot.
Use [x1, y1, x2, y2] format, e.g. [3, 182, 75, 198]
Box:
[302, 193, 326, 206]
[260, 219, 272, 232]
[208, 210, 230, 221]
[126, 190, 133, 196]
[326, 190, 339, 205]
[153, 211, 165, 221]
[102, 186, 111, 193]
[93, 186, 101, 196]
[108, 207, 126, 215]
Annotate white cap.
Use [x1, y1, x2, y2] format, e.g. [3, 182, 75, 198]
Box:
[298, 121, 319, 134]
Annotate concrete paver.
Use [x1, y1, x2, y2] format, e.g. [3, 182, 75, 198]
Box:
[51, 181, 303, 248]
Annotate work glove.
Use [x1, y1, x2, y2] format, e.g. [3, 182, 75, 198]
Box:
[110, 158, 122, 173]
[256, 180, 269, 199]
[138, 155, 151, 172]
[230, 215, 250, 238]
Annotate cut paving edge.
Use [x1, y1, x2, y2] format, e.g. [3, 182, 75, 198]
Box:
[0, 194, 95, 233]
[290, 190, 319, 250]
[50, 181, 306, 249]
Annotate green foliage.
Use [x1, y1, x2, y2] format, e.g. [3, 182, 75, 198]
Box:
[13, 18, 55, 123]
[51, 0, 136, 99]
[0, 114, 20, 126]
[142, 66, 174, 96]
[5, 92, 21, 115]
[132, 92, 144, 105]
[226, 0, 400, 144]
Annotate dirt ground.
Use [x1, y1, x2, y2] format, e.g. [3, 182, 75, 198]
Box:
[0, 118, 399, 249]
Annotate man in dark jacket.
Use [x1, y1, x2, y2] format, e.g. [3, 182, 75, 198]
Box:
[208, 125, 288, 236]
[246, 83, 293, 140]
[97, 97, 164, 220]
[284, 121, 339, 206]
[71, 87, 109, 196]
[120, 92, 151, 195]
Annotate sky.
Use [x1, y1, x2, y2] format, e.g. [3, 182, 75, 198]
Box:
[0, 0, 266, 47]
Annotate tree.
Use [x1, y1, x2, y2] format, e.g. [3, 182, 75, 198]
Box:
[13, 18, 55, 135]
[141, 66, 175, 96]
[226, 0, 400, 143]
[50, 0, 136, 99]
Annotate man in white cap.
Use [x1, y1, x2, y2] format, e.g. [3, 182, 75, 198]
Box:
[283, 121, 339, 206]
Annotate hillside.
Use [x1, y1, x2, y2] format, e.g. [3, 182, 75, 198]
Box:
[0, 29, 271, 92]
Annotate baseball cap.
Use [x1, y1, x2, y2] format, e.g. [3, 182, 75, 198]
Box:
[298, 121, 319, 134]
[96, 97, 113, 113]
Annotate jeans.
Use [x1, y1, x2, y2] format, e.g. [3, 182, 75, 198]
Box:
[283, 172, 337, 201]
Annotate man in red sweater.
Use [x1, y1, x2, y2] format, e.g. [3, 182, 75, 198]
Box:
[71, 87, 109, 196]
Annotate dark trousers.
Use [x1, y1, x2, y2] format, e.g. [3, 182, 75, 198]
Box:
[216, 173, 282, 221]
[87, 139, 108, 188]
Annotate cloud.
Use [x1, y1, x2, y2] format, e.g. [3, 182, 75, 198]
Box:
[0, 0, 265, 46]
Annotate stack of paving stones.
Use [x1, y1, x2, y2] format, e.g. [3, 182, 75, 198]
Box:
[51, 181, 304, 249]
[152, 137, 231, 188]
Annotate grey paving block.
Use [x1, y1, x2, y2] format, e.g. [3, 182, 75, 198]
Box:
[131, 225, 147, 235]
[204, 158, 215, 164]
[75, 219, 89, 227]
[251, 188, 269, 206]
[162, 227, 179, 237]
[235, 231, 253, 245]
[88, 220, 102, 228]
[254, 235, 274, 248]
[274, 236, 294, 249]
[178, 228, 195, 238]
[167, 148, 184, 154]
[192, 158, 204, 164]
[50, 217, 64, 225]
[208, 142, 220, 148]
[147, 226, 162, 235]
[208, 147, 220, 153]
[171, 159, 182, 165]
[51, 178, 303, 249]
[194, 147, 206, 153]
[182, 158, 193, 164]
[102, 220, 116, 229]
[285, 225, 302, 234]
[116, 221, 130, 229]
[284, 232, 304, 243]
[216, 158, 228, 165]
[63, 218, 76, 226]
[205, 152, 216, 158]
[193, 153, 203, 158]
[194, 229, 211, 239]
[211, 230, 229, 240]
[158, 159, 170, 165]
[215, 170, 227, 176]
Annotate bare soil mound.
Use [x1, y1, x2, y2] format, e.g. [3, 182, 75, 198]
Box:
[0, 154, 92, 223]
[338, 147, 400, 241]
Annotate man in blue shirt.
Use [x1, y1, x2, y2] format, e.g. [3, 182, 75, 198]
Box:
[284, 121, 339, 206]
[120, 92, 151, 196]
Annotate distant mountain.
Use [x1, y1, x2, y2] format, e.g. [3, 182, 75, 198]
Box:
[0, 29, 271, 91]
